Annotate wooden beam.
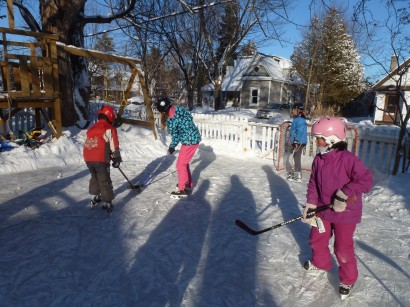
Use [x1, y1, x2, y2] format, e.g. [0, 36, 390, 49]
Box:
[0, 27, 59, 40]
[57, 42, 141, 66]
[6, 0, 14, 29]
[0, 100, 57, 109]
[120, 118, 155, 127]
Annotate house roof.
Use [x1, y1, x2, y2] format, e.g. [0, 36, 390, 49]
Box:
[373, 57, 410, 90]
[203, 52, 294, 92]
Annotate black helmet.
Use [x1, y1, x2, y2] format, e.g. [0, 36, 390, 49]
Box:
[156, 97, 172, 112]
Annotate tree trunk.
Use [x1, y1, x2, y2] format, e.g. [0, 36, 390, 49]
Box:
[68, 18, 91, 127]
[214, 82, 223, 111]
[41, 0, 89, 127]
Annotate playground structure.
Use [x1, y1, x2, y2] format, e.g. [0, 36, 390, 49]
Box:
[0, 27, 62, 138]
[0, 1, 155, 140]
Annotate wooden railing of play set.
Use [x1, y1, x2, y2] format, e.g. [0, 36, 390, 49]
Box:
[0, 27, 62, 138]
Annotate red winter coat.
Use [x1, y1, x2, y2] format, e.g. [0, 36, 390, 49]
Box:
[83, 119, 120, 163]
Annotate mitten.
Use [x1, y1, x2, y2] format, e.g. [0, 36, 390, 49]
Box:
[168, 147, 175, 155]
[333, 189, 348, 212]
[302, 203, 317, 223]
[111, 155, 122, 168]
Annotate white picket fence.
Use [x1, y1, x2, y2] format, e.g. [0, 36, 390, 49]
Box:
[4, 108, 408, 174]
[191, 113, 409, 174]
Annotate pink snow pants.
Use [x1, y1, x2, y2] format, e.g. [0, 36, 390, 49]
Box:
[309, 219, 358, 285]
[176, 143, 199, 190]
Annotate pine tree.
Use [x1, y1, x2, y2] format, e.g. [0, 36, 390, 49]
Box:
[291, 8, 365, 115]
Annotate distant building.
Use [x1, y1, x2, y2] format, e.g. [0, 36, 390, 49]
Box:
[373, 56, 410, 125]
[202, 52, 305, 108]
[91, 70, 143, 104]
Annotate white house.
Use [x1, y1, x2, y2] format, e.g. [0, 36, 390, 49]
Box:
[202, 52, 304, 109]
[373, 56, 410, 125]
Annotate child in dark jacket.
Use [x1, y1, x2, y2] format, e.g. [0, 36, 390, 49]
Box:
[83, 106, 122, 212]
[302, 117, 373, 300]
[156, 97, 201, 197]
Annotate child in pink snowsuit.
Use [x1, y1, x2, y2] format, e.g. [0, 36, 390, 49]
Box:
[302, 117, 373, 299]
[156, 97, 201, 197]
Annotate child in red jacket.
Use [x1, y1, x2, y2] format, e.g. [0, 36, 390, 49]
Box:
[83, 106, 122, 212]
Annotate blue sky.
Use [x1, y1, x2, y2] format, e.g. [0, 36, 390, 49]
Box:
[260, 0, 410, 82]
[1, 1, 408, 83]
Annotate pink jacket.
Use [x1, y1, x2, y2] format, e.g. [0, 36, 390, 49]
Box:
[306, 149, 373, 224]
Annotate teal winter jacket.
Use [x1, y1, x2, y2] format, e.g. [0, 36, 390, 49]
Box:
[167, 106, 202, 148]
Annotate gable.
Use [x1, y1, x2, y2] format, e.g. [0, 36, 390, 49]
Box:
[243, 58, 270, 77]
[373, 57, 410, 90]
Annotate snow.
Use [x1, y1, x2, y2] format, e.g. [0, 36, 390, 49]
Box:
[0, 108, 409, 306]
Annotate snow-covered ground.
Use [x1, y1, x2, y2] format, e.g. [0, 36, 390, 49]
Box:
[0, 108, 409, 306]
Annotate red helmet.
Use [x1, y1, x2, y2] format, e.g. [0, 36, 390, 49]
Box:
[98, 106, 116, 123]
[311, 117, 346, 145]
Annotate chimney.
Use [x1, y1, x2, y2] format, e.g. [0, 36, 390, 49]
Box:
[390, 55, 398, 72]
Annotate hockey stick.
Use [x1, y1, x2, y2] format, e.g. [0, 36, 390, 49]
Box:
[118, 166, 141, 191]
[235, 205, 332, 235]
[139, 153, 170, 188]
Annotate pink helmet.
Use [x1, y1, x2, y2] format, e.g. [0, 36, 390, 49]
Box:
[311, 117, 346, 145]
[98, 106, 116, 123]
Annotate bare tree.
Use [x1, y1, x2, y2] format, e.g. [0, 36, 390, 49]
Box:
[197, 0, 290, 110]
[353, 0, 410, 175]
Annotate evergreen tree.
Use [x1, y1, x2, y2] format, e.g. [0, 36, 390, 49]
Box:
[291, 8, 365, 115]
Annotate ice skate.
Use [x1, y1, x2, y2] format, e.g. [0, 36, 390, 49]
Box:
[101, 202, 114, 213]
[89, 195, 102, 208]
[170, 189, 189, 199]
[288, 171, 302, 182]
[339, 283, 354, 300]
[303, 260, 324, 272]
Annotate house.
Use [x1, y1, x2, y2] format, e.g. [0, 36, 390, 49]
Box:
[373, 56, 410, 125]
[91, 69, 143, 103]
[202, 52, 305, 108]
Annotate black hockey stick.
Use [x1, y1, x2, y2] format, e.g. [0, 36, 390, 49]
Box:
[118, 166, 141, 191]
[235, 205, 332, 235]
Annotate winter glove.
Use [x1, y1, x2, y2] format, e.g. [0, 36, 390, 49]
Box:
[302, 203, 317, 224]
[333, 189, 348, 212]
[111, 155, 122, 168]
[168, 147, 175, 155]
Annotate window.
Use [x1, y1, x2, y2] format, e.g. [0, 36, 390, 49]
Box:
[383, 93, 399, 122]
[250, 88, 259, 105]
